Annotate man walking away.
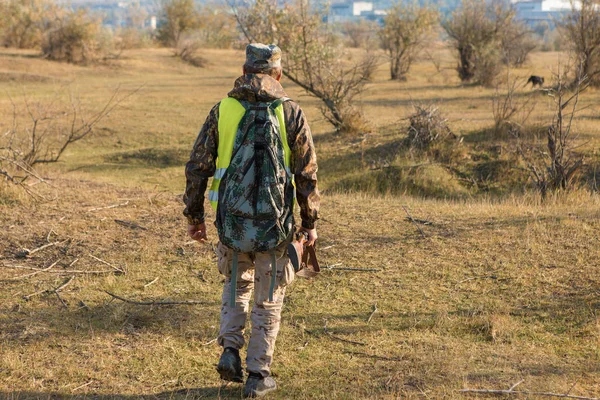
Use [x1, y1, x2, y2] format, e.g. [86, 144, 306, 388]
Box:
[183, 43, 320, 398]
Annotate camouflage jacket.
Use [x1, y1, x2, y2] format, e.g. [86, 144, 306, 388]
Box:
[183, 74, 320, 229]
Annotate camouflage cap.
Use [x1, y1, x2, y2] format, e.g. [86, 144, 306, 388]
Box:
[245, 43, 282, 69]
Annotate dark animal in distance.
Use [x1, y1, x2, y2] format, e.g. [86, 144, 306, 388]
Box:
[527, 75, 544, 88]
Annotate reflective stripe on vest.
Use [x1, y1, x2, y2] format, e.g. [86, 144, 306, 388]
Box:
[209, 97, 292, 210]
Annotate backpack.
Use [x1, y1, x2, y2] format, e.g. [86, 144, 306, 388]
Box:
[216, 97, 295, 304]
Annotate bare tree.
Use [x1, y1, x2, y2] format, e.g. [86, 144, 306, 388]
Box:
[559, 0, 600, 86]
[157, 0, 200, 47]
[195, 5, 237, 49]
[379, 1, 438, 81]
[341, 19, 378, 49]
[232, 0, 376, 134]
[0, 0, 54, 49]
[42, 9, 109, 65]
[1, 86, 139, 197]
[442, 0, 531, 86]
[517, 69, 588, 197]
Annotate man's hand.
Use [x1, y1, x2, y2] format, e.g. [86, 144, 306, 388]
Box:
[301, 227, 318, 247]
[188, 223, 208, 242]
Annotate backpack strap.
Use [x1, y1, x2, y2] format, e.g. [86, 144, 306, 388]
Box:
[230, 251, 239, 308]
[269, 97, 290, 110]
[268, 251, 277, 302]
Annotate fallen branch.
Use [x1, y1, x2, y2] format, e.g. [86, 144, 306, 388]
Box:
[459, 380, 598, 400]
[104, 291, 209, 306]
[367, 303, 378, 323]
[23, 275, 74, 301]
[88, 201, 129, 212]
[7, 259, 60, 281]
[2, 264, 121, 275]
[144, 277, 159, 288]
[114, 219, 147, 231]
[20, 241, 62, 257]
[202, 338, 218, 346]
[344, 350, 404, 362]
[401, 205, 427, 239]
[322, 264, 381, 272]
[89, 254, 125, 274]
[320, 245, 336, 251]
[71, 380, 94, 393]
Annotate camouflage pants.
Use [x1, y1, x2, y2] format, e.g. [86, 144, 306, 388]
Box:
[216, 241, 295, 377]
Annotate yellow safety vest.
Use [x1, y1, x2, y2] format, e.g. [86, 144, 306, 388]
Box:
[208, 97, 292, 210]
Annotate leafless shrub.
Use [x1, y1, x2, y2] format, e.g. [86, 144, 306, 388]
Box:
[406, 104, 457, 149]
[115, 28, 153, 50]
[174, 35, 206, 67]
[0, 0, 53, 49]
[442, 0, 532, 86]
[157, 0, 200, 47]
[501, 25, 537, 67]
[341, 20, 378, 49]
[379, 1, 439, 81]
[195, 5, 238, 49]
[492, 71, 536, 137]
[517, 69, 588, 198]
[558, 0, 600, 86]
[41, 9, 110, 64]
[232, 0, 377, 135]
[1, 86, 139, 198]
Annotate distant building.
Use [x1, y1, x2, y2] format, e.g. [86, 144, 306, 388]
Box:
[149, 15, 157, 31]
[328, 0, 386, 23]
[511, 0, 576, 26]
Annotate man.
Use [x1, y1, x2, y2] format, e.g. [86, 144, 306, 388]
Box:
[183, 43, 320, 398]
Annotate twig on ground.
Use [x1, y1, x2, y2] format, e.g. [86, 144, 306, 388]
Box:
[322, 264, 381, 272]
[459, 380, 598, 399]
[104, 291, 209, 306]
[89, 254, 125, 274]
[320, 245, 336, 250]
[367, 303, 378, 323]
[344, 350, 404, 362]
[454, 274, 512, 289]
[2, 263, 121, 275]
[21, 241, 62, 257]
[202, 338, 217, 346]
[114, 219, 147, 231]
[54, 275, 74, 292]
[401, 205, 427, 239]
[87, 201, 129, 212]
[7, 259, 60, 281]
[23, 275, 74, 301]
[55, 290, 68, 308]
[144, 277, 159, 288]
[71, 381, 94, 392]
[46, 229, 56, 242]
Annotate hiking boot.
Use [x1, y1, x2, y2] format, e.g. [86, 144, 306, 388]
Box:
[244, 372, 277, 398]
[216, 347, 243, 383]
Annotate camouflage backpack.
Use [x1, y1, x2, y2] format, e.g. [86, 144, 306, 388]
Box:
[216, 98, 295, 304]
[216, 97, 294, 253]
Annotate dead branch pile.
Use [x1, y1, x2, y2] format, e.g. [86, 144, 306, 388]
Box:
[406, 105, 455, 149]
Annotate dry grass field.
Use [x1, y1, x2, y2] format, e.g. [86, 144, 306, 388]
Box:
[1, 46, 600, 399]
